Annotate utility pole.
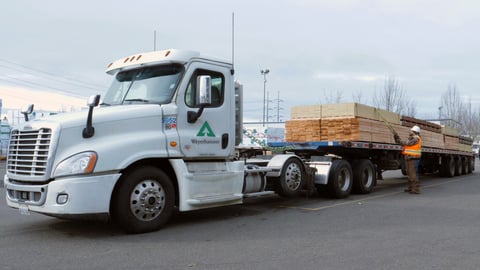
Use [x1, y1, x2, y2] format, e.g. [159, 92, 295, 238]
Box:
[275, 91, 284, 122]
[260, 69, 269, 126]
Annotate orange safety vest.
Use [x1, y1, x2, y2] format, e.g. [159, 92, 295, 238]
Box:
[402, 135, 422, 158]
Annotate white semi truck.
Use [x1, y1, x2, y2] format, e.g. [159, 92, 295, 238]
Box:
[4, 49, 475, 233]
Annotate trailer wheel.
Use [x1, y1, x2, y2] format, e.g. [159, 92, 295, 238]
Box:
[326, 160, 353, 199]
[441, 156, 455, 177]
[401, 161, 407, 176]
[352, 159, 376, 194]
[454, 157, 462, 176]
[468, 157, 474, 173]
[111, 166, 175, 234]
[461, 158, 468, 175]
[275, 158, 305, 197]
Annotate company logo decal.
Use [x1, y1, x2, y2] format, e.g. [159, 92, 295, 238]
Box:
[193, 121, 219, 145]
[196, 121, 215, 137]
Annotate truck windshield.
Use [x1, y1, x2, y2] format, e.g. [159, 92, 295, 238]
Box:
[102, 64, 184, 105]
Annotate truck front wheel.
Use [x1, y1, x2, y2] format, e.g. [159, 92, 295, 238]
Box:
[112, 166, 175, 234]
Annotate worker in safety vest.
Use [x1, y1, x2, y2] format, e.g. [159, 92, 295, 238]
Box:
[394, 125, 422, 194]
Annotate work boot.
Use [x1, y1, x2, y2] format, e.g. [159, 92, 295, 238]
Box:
[409, 184, 421, 194]
[404, 179, 414, 192]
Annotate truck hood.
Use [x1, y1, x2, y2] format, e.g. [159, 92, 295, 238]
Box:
[20, 104, 164, 130]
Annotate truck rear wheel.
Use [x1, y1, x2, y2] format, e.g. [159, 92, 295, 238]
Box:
[112, 166, 175, 234]
[326, 160, 352, 199]
[352, 159, 376, 194]
[274, 158, 305, 197]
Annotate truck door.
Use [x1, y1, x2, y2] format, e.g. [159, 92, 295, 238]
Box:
[176, 63, 234, 158]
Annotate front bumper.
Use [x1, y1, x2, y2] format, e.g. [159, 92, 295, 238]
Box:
[4, 173, 121, 216]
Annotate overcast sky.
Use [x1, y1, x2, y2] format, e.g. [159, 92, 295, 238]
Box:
[1, 0, 480, 121]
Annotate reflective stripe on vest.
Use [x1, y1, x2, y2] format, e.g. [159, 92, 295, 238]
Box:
[402, 136, 422, 157]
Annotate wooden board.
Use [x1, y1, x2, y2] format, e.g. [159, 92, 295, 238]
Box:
[291, 103, 401, 125]
[285, 119, 321, 142]
[401, 115, 441, 133]
[444, 135, 459, 151]
[290, 105, 322, 119]
[442, 126, 460, 137]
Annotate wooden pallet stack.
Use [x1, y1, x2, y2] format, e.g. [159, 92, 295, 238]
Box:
[285, 119, 321, 142]
[286, 102, 469, 152]
[287, 103, 406, 144]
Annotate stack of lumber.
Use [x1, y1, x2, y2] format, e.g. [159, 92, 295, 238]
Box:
[401, 116, 441, 133]
[286, 103, 469, 152]
[285, 119, 321, 142]
[444, 135, 459, 150]
[287, 103, 404, 144]
[459, 136, 474, 152]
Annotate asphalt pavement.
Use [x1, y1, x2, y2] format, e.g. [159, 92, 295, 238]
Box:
[0, 159, 4, 187]
[1, 159, 480, 270]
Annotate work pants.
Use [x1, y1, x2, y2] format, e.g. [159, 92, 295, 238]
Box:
[406, 158, 420, 193]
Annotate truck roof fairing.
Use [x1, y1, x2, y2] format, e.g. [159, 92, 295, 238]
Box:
[105, 49, 201, 75]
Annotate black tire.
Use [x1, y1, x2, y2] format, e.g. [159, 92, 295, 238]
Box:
[401, 161, 407, 176]
[352, 159, 376, 194]
[111, 166, 175, 234]
[468, 157, 474, 173]
[441, 157, 455, 177]
[454, 157, 462, 176]
[274, 158, 305, 197]
[461, 158, 468, 175]
[327, 160, 353, 199]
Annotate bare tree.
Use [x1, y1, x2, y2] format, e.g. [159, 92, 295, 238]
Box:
[404, 99, 417, 117]
[323, 89, 343, 104]
[461, 97, 480, 140]
[372, 74, 416, 116]
[352, 90, 363, 103]
[439, 84, 464, 130]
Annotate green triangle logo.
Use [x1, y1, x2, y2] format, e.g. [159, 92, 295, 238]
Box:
[196, 121, 215, 137]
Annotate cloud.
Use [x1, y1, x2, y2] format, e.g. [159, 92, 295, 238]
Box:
[0, 86, 86, 112]
[313, 72, 381, 82]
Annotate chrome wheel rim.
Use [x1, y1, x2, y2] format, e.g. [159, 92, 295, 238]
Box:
[130, 179, 166, 221]
[285, 162, 302, 191]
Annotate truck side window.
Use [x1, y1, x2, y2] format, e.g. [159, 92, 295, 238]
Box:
[185, 70, 224, 108]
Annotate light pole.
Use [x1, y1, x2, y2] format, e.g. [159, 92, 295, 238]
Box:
[260, 69, 269, 126]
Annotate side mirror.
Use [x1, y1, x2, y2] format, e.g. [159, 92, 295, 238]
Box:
[21, 104, 34, 122]
[83, 94, 101, 138]
[87, 95, 101, 107]
[188, 76, 212, 123]
[197, 75, 212, 105]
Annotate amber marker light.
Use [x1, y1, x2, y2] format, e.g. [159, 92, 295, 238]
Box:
[170, 141, 177, 147]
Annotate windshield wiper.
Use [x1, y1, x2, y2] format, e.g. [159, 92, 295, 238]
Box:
[124, 98, 150, 103]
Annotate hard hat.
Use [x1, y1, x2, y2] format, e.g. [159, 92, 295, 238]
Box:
[411, 125, 421, 134]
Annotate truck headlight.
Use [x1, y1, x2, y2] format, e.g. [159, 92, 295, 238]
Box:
[54, 152, 98, 177]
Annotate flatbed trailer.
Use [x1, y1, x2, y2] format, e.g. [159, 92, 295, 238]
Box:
[261, 139, 475, 198]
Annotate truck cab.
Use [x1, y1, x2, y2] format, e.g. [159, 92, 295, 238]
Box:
[4, 49, 304, 233]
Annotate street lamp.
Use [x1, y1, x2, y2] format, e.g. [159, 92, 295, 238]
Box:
[260, 69, 270, 126]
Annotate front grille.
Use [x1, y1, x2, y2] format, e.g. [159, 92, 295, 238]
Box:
[7, 128, 52, 177]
